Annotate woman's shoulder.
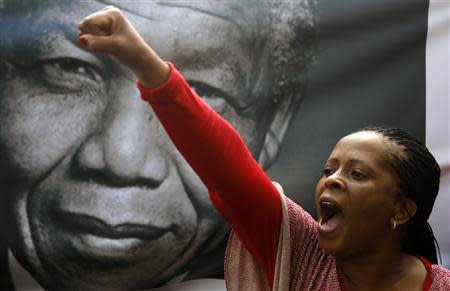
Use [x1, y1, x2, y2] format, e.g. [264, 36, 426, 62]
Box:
[274, 185, 337, 291]
[281, 193, 318, 230]
[430, 264, 450, 289]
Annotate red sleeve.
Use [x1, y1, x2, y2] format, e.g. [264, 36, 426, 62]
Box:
[137, 63, 281, 287]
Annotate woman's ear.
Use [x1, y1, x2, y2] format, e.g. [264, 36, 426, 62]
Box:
[392, 197, 417, 227]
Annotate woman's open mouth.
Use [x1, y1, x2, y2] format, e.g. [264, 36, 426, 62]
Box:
[318, 201, 344, 233]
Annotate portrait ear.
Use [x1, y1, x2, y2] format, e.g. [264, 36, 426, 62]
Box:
[392, 197, 417, 226]
[257, 92, 300, 169]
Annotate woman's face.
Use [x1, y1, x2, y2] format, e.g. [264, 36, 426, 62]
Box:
[315, 131, 400, 258]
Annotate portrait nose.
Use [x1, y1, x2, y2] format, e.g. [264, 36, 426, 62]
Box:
[74, 85, 169, 187]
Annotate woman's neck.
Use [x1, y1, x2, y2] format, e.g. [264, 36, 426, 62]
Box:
[336, 251, 426, 291]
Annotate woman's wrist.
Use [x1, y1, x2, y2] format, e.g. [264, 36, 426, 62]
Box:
[133, 46, 170, 89]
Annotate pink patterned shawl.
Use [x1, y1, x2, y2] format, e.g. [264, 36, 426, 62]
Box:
[224, 184, 450, 291]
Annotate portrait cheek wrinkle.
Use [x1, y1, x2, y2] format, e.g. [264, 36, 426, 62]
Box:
[0, 76, 106, 185]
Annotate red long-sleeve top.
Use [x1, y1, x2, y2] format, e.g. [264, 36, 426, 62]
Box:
[137, 64, 447, 291]
[137, 63, 281, 287]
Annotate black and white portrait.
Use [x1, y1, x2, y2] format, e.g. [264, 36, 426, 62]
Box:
[0, 1, 315, 289]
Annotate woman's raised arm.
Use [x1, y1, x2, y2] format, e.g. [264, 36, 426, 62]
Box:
[79, 6, 282, 286]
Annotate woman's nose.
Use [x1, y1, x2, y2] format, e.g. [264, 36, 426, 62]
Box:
[324, 171, 345, 190]
[73, 86, 169, 187]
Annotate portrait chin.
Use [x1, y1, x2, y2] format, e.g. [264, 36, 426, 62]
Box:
[2, 140, 226, 290]
[5, 153, 228, 289]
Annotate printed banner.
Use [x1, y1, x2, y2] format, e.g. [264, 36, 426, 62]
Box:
[0, 0, 448, 290]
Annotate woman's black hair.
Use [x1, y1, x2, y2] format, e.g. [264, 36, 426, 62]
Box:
[357, 127, 440, 264]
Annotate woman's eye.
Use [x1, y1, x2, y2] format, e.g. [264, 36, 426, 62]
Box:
[32, 57, 104, 90]
[323, 168, 334, 177]
[350, 170, 365, 180]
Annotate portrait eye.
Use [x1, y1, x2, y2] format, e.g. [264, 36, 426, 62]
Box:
[189, 81, 229, 115]
[31, 57, 104, 90]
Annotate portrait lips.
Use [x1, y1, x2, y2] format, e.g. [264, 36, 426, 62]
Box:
[49, 209, 179, 259]
[26, 176, 193, 265]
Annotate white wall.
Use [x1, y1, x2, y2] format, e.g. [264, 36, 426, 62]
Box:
[427, 0, 450, 268]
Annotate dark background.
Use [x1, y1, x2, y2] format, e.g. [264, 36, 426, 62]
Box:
[268, 0, 428, 216]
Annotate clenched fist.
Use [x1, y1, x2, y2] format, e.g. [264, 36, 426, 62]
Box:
[78, 6, 170, 88]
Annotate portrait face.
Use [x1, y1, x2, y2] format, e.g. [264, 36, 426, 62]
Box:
[0, 1, 307, 289]
[315, 131, 400, 259]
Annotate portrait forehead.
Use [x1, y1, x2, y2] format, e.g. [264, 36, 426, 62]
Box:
[1, 0, 314, 108]
[3, 1, 265, 67]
